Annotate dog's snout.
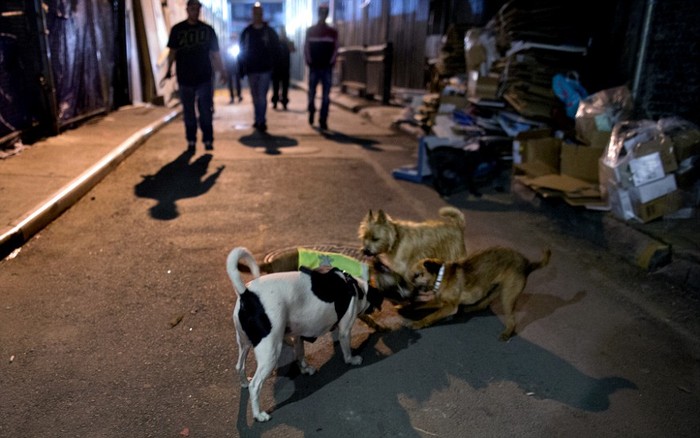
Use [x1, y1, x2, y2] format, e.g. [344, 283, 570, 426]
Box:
[362, 248, 374, 256]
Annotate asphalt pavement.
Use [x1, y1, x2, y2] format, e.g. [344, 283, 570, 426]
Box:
[1, 86, 699, 294]
[2, 86, 700, 437]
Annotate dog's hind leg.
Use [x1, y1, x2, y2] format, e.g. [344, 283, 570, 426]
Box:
[248, 340, 282, 422]
[497, 279, 526, 341]
[460, 286, 499, 314]
[337, 314, 363, 365]
[235, 330, 252, 388]
[293, 337, 317, 375]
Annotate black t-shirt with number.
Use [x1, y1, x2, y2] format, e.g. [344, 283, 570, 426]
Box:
[167, 20, 219, 86]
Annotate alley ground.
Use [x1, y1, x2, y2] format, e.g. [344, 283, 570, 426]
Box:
[1, 88, 699, 437]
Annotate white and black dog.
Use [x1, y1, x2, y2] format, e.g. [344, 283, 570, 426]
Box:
[227, 247, 383, 422]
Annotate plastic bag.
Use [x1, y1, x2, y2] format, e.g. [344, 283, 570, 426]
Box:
[552, 72, 588, 119]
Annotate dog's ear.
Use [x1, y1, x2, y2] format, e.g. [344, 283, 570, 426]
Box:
[424, 259, 443, 275]
[376, 210, 387, 223]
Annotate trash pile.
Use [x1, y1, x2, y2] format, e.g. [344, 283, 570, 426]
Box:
[392, 1, 700, 223]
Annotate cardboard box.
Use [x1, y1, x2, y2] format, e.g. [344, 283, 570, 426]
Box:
[608, 186, 635, 221]
[465, 30, 487, 72]
[628, 152, 666, 186]
[439, 94, 469, 109]
[599, 152, 670, 189]
[633, 190, 684, 223]
[560, 144, 604, 184]
[474, 75, 499, 99]
[633, 137, 678, 174]
[629, 174, 677, 203]
[513, 131, 560, 171]
[575, 113, 613, 148]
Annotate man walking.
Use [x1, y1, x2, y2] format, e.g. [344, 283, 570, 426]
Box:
[239, 3, 279, 132]
[225, 33, 243, 104]
[271, 26, 296, 111]
[164, 0, 226, 151]
[304, 2, 338, 131]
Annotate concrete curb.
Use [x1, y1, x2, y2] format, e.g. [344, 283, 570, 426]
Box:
[0, 109, 181, 260]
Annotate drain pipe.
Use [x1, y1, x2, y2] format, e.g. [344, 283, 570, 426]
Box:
[631, 0, 656, 103]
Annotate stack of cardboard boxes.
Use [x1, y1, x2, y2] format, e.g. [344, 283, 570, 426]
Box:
[512, 129, 604, 208]
[600, 119, 699, 223]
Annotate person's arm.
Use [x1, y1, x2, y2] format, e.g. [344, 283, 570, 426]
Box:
[210, 49, 226, 85]
[165, 49, 176, 77]
[238, 28, 248, 77]
[304, 28, 312, 66]
[160, 47, 176, 87]
[330, 29, 339, 66]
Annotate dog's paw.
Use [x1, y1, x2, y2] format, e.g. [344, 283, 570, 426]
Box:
[346, 355, 363, 366]
[498, 332, 513, 342]
[254, 411, 271, 422]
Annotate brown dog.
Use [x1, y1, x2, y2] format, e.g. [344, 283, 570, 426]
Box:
[407, 246, 551, 340]
[358, 207, 467, 299]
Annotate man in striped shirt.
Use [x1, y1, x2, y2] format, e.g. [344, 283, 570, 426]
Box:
[304, 3, 338, 131]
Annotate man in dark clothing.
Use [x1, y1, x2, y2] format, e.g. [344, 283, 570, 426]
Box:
[164, 0, 225, 151]
[225, 33, 243, 104]
[239, 3, 279, 132]
[271, 27, 296, 111]
[304, 3, 338, 131]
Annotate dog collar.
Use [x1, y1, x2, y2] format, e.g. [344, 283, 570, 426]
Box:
[433, 264, 445, 291]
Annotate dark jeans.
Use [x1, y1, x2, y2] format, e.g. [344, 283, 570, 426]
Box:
[307, 67, 332, 122]
[179, 80, 214, 144]
[248, 71, 272, 125]
[227, 68, 241, 100]
[272, 70, 290, 105]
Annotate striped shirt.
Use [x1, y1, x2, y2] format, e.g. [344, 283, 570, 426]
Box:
[304, 22, 338, 69]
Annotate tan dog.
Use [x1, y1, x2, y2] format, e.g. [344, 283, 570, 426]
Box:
[408, 247, 551, 340]
[358, 207, 467, 299]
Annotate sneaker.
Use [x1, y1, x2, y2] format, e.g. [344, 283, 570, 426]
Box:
[282, 103, 288, 111]
[187, 141, 195, 151]
[320, 120, 328, 131]
[272, 102, 278, 109]
[204, 142, 213, 151]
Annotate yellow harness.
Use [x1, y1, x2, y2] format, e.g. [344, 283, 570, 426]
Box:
[297, 248, 368, 281]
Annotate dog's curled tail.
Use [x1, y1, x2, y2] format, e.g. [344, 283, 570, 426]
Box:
[226, 247, 261, 295]
[527, 248, 552, 274]
[438, 206, 466, 228]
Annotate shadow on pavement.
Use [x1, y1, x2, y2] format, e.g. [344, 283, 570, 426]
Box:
[321, 129, 381, 150]
[237, 327, 422, 437]
[239, 132, 298, 155]
[236, 313, 637, 435]
[134, 149, 224, 220]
